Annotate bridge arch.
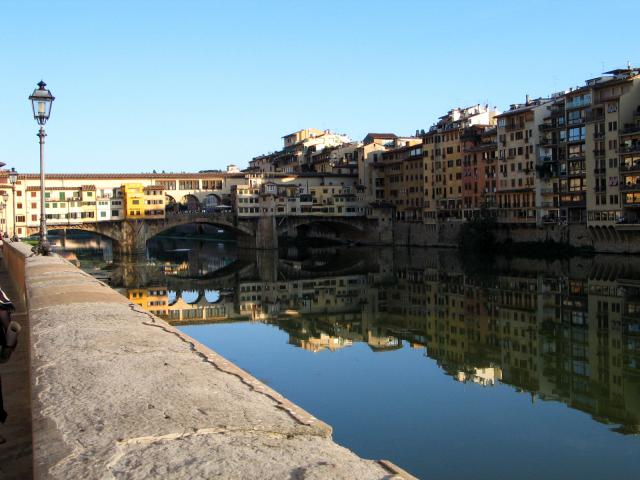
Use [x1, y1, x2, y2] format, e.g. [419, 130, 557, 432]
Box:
[292, 218, 367, 242]
[47, 226, 121, 248]
[180, 194, 201, 212]
[204, 290, 221, 303]
[165, 194, 178, 213]
[148, 218, 254, 241]
[204, 194, 221, 209]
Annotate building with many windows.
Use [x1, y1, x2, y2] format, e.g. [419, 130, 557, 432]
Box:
[423, 105, 500, 222]
[496, 97, 549, 225]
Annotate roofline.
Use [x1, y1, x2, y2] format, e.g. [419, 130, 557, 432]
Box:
[6, 171, 359, 180]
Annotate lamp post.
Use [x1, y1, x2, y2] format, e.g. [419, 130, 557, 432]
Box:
[29, 81, 55, 255]
[8, 168, 18, 241]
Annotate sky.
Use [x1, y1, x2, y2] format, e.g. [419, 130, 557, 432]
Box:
[1, 0, 639, 174]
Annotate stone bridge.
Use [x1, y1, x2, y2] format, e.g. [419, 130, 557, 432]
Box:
[44, 212, 388, 254]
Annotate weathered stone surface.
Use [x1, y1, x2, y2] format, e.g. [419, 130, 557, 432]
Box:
[107, 432, 397, 480]
[0, 251, 33, 480]
[11, 246, 413, 479]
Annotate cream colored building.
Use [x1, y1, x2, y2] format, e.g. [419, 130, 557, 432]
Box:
[496, 98, 550, 225]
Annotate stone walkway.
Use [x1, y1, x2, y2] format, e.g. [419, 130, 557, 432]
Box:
[0, 250, 33, 479]
[4, 242, 414, 479]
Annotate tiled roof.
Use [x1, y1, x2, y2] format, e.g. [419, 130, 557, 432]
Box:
[365, 133, 397, 139]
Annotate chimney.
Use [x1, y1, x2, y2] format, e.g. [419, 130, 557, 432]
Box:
[525, 94, 530, 105]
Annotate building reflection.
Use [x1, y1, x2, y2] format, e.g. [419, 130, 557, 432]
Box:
[116, 246, 640, 434]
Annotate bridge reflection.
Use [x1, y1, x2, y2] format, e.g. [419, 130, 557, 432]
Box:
[114, 247, 640, 435]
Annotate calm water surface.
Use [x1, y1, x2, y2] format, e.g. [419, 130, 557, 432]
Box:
[55, 233, 640, 480]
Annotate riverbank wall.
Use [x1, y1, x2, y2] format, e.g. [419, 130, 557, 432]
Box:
[2, 241, 414, 480]
[387, 220, 640, 253]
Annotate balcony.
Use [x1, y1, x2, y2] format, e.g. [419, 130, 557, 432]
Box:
[566, 97, 591, 110]
[615, 221, 640, 230]
[622, 196, 640, 207]
[621, 182, 640, 192]
[621, 124, 640, 136]
[593, 149, 606, 157]
[542, 215, 561, 224]
[593, 131, 605, 140]
[593, 168, 606, 175]
[586, 111, 605, 123]
[505, 123, 526, 131]
[538, 123, 556, 132]
[620, 162, 640, 173]
[619, 144, 640, 155]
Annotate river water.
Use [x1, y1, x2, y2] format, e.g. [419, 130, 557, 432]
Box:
[52, 233, 640, 480]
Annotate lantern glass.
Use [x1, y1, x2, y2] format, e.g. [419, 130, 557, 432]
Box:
[29, 81, 55, 126]
[8, 169, 18, 185]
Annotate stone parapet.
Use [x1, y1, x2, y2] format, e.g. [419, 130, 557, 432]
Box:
[3, 242, 413, 479]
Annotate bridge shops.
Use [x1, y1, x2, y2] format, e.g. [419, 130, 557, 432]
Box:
[0, 170, 375, 240]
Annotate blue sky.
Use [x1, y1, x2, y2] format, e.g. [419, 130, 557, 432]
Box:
[1, 0, 639, 173]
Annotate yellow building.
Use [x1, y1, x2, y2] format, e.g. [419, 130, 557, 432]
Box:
[123, 183, 145, 218]
[143, 185, 166, 219]
[123, 183, 165, 219]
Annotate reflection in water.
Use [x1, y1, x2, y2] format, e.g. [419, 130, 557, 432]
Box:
[123, 249, 640, 434]
[61, 235, 640, 479]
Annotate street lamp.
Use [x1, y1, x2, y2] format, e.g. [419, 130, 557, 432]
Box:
[8, 167, 18, 241]
[29, 81, 55, 255]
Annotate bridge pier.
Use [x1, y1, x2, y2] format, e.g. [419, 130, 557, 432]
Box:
[118, 220, 149, 256]
[238, 216, 278, 250]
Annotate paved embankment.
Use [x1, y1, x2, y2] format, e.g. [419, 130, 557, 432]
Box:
[3, 242, 414, 479]
[0, 246, 33, 479]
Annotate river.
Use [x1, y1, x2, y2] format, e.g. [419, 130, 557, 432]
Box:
[51, 232, 640, 480]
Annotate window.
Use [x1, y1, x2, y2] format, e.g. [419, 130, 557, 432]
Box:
[568, 110, 583, 125]
[568, 127, 586, 142]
